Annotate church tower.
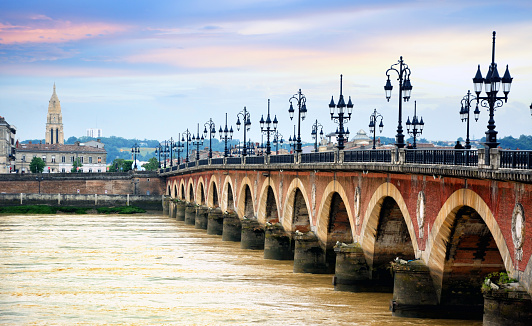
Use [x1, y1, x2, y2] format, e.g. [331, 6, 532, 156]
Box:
[45, 83, 64, 145]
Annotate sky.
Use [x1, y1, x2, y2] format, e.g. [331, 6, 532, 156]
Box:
[1, 0, 531, 145]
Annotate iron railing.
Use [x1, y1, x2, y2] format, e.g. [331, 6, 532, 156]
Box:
[198, 159, 209, 166]
[226, 157, 242, 165]
[344, 149, 392, 163]
[269, 154, 295, 164]
[211, 158, 224, 165]
[300, 151, 335, 164]
[179, 163, 186, 169]
[500, 150, 532, 169]
[405, 149, 478, 166]
[246, 156, 265, 165]
[187, 161, 196, 168]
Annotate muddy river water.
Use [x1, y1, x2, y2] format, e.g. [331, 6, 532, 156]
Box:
[0, 214, 482, 325]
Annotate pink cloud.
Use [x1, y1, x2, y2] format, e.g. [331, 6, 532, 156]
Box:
[0, 18, 125, 44]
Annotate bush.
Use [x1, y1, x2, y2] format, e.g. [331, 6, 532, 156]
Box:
[96, 206, 146, 214]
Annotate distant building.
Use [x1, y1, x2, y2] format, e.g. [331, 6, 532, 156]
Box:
[14, 84, 107, 173]
[45, 83, 64, 145]
[84, 139, 105, 149]
[0, 116, 17, 173]
[15, 141, 107, 173]
[87, 128, 103, 138]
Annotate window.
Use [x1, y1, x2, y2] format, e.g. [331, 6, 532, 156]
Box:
[62, 156, 65, 163]
[51, 156, 56, 163]
[89, 157, 93, 163]
[89, 168, 93, 173]
[71, 156, 74, 163]
[98, 169, 101, 172]
[97, 157, 102, 164]
[22, 155, 26, 162]
[80, 157, 84, 163]
[61, 168, 65, 172]
[42, 156, 46, 162]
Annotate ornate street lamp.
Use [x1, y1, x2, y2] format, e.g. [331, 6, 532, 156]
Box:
[406, 101, 424, 149]
[192, 123, 204, 161]
[472, 31, 513, 149]
[167, 137, 176, 166]
[460, 90, 480, 149]
[384, 56, 413, 148]
[154, 143, 162, 168]
[131, 143, 140, 170]
[368, 109, 384, 150]
[288, 125, 297, 153]
[182, 129, 192, 163]
[272, 130, 284, 155]
[236, 107, 251, 157]
[219, 113, 234, 157]
[155, 141, 169, 168]
[289, 89, 307, 153]
[310, 119, 324, 152]
[175, 133, 185, 165]
[329, 75, 353, 150]
[260, 99, 278, 155]
[203, 119, 216, 159]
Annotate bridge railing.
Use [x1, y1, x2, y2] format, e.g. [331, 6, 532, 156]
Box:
[269, 154, 295, 164]
[226, 157, 242, 165]
[300, 151, 335, 164]
[211, 158, 224, 165]
[197, 159, 209, 166]
[245, 155, 265, 165]
[500, 150, 532, 169]
[343, 149, 392, 163]
[405, 149, 478, 166]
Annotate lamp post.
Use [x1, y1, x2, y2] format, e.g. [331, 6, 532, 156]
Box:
[219, 113, 233, 157]
[310, 119, 324, 152]
[175, 133, 185, 165]
[329, 75, 353, 150]
[272, 130, 283, 155]
[406, 101, 424, 149]
[203, 119, 216, 159]
[154, 143, 162, 168]
[288, 125, 297, 153]
[384, 56, 413, 149]
[288, 89, 307, 153]
[131, 143, 140, 170]
[460, 90, 480, 149]
[182, 129, 192, 163]
[472, 31, 513, 149]
[192, 123, 204, 161]
[260, 99, 278, 155]
[168, 137, 176, 166]
[156, 141, 169, 168]
[368, 109, 384, 150]
[236, 107, 251, 156]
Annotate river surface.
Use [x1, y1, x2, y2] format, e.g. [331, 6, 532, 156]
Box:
[0, 214, 482, 325]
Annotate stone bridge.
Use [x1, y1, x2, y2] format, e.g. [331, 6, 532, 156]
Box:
[161, 148, 532, 323]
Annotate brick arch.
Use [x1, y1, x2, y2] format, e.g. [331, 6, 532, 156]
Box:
[359, 182, 418, 269]
[207, 176, 220, 208]
[221, 175, 236, 213]
[425, 188, 514, 300]
[281, 178, 311, 233]
[186, 178, 195, 202]
[315, 180, 354, 245]
[257, 177, 280, 224]
[179, 179, 186, 200]
[197, 176, 206, 205]
[172, 180, 179, 198]
[166, 182, 171, 196]
[236, 176, 254, 219]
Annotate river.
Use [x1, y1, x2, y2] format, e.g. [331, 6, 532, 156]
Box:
[0, 214, 482, 325]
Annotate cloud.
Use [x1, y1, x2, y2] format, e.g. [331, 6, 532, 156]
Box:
[0, 17, 125, 45]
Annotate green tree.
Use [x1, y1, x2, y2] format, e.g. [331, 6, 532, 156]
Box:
[29, 157, 45, 173]
[108, 158, 133, 172]
[142, 157, 159, 171]
[71, 158, 83, 173]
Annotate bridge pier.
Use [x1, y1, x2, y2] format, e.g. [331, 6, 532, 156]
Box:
[294, 232, 331, 274]
[175, 200, 186, 221]
[168, 201, 175, 218]
[222, 212, 241, 242]
[333, 242, 376, 292]
[390, 260, 439, 318]
[483, 286, 532, 325]
[162, 197, 170, 216]
[184, 203, 196, 225]
[207, 208, 224, 235]
[264, 223, 294, 260]
[241, 218, 264, 250]
[195, 206, 209, 229]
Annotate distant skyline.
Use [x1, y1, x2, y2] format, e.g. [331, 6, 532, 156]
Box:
[1, 0, 531, 144]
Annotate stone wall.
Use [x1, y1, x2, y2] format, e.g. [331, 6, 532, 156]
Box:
[0, 171, 164, 196]
[0, 193, 163, 211]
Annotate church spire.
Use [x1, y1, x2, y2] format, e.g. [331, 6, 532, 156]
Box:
[45, 83, 64, 145]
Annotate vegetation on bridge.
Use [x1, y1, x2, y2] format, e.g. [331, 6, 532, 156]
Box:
[0, 205, 146, 214]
